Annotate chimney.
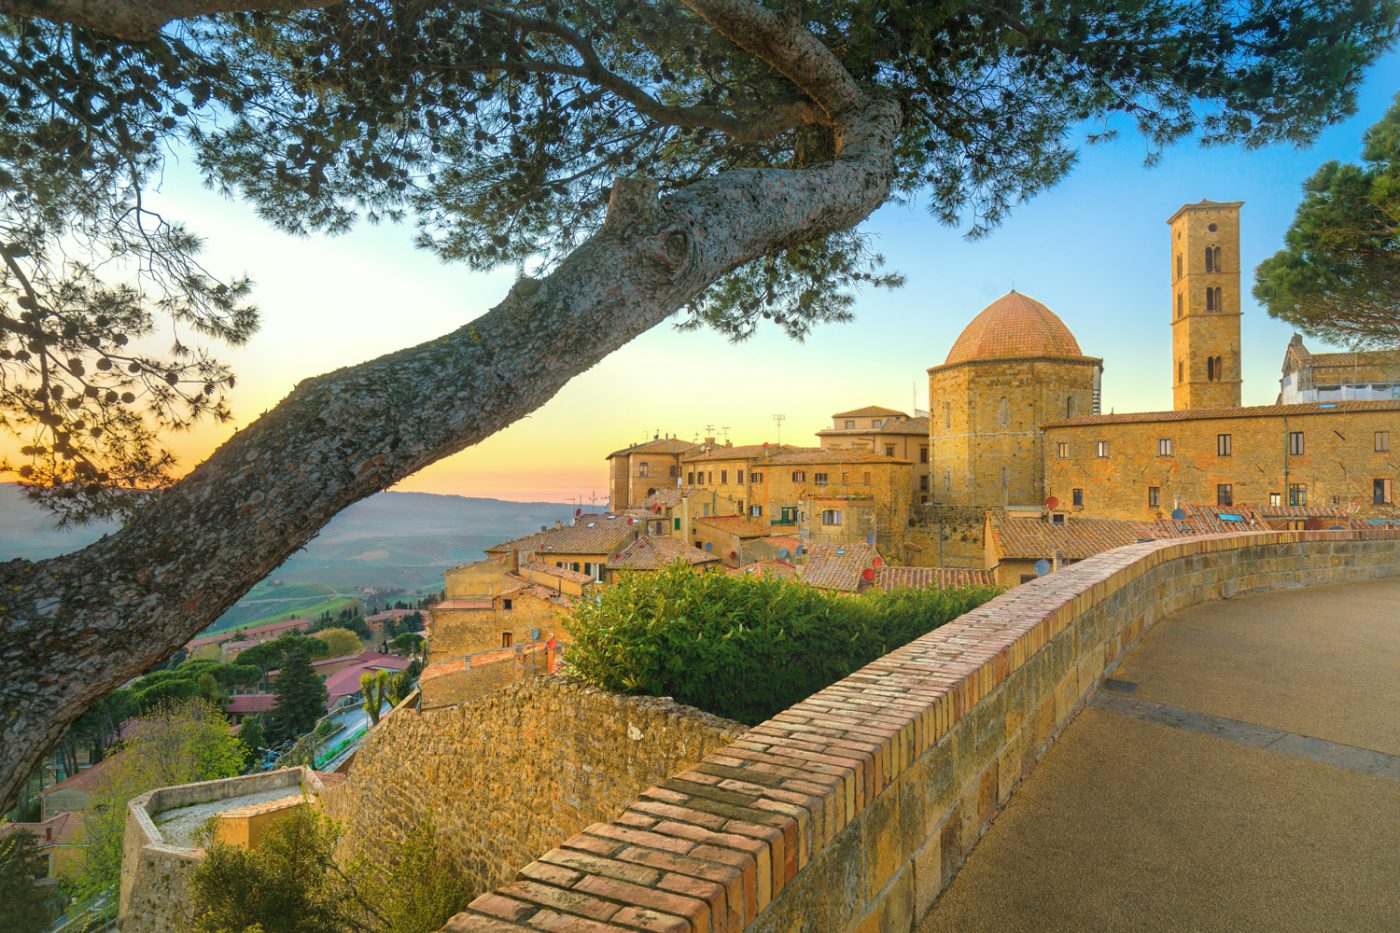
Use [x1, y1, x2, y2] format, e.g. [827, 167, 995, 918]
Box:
[704, 436, 716, 446]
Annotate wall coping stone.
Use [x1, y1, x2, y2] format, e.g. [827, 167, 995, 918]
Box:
[444, 530, 1400, 932]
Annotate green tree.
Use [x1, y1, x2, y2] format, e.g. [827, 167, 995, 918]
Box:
[312, 627, 363, 659]
[360, 671, 390, 727]
[237, 636, 331, 676]
[386, 633, 424, 659]
[74, 699, 245, 908]
[1256, 92, 1400, 348]
[267, 646, 328, 745]
[0, 829, 57, 933]
[190, 808, 467, 933]
[238, 714, 267, 765]
[3, 0, 1399, 812]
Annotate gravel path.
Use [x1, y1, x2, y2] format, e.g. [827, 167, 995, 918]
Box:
[154, 787, 303, 849]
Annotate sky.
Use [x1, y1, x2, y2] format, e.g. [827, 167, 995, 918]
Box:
[19, 49, 1400, 504]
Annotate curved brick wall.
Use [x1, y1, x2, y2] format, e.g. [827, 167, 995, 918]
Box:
[442, 529, 1400, 932]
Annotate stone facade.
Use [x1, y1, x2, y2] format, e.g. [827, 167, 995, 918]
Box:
[443, 529, 1400, 932]
[321, 677, 745, 905]
[1279, 335, 1400, 404]
[607, 437, 697, 510]
[1170, 200, 1244, 410]
[817, 408, 932, 508]
[1043, 400, 1400, 521]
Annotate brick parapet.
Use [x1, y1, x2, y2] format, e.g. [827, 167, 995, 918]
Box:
[442, 529, 1400, 932]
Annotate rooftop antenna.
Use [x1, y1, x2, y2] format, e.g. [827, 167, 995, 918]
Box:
[772, 413, 786, 445]
[721, 426, 731, 444]
[704, 423, 716, 438]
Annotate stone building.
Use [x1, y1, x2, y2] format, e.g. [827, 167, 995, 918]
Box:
[430, 558, 581, 664]
[605, 435, 696, 510]
[927, 290, 1103, 510]
[816, 407, 931, 506]
[1170, 199, 1244, 409]
[1042, 399, 1400, 522]
[1278, 334, 1400, 403]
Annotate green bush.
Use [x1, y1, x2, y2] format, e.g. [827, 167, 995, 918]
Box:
[565, 563, 1001, 725]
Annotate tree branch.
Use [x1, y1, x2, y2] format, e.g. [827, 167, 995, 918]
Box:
[0, 0, 341, 40]
[0, 87, 900, 810]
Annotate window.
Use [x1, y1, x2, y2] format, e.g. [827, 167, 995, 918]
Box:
[571, 562, 581, 572]
[792, 470, 806, 482]
[1377, 431, 1391, 453]
[919, 475, 929, 491]
[1096, 440, 1110, 458]
[944, 402, 951, 429]
[1176, 253, 1182, 279]
[673, 517, 681, 531]
[687, 471, 694, 485]
[737, 470, 744, 483]
[1072, 488, 1084, 507]
[1204, 245, 1215, 273]
[863, 471, 872, 485]
[707, 471, 713, 484]
[814, 472, 828, 486]
[1289, 431, 1304, 456]
[1210, 286, 1223, 311]
[638, 461, 649, 477]
[502, 598, 513, 611]
[720, 470, 728, 484]
[669, 465, 679, 478]
[736, 500, 744, 513]
[1051, 513, 1066, 525]
[840, 471, 850, 484]
[1148, 486, 1161, 509]
[1376, 478, 1394, 505]
[502, 632, 513, 648]
[885, 444, 896, 457]
[844, 419, 855, 429]
[1177, 293, 1184, 317]
[1207, 356, 1216, 381]
[1066, 396, 1074, 419]
[1056, 442, 1069, 459]
[943, 469, 952, 492]
[1288, 484, 1307, 507]
[1217, 434, 1232, 457]
[1158, 437, 1173, 457]
[1270, 492, 1281, 507]
[998, 397, 1010, 426]
[821, 509, 842, 526]
[1217, 484, 1233, 507]
[920, 447, 929, 463]
[1214, 355, 1224, 379]
[780, 506, 797, 524]
[1177, 360, 1184, 383]
[750, 505, 764, 517]
[751, 471, 764, 483]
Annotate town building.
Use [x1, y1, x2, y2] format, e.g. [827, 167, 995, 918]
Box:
[429, 557, 582, 664]
[606, 435, 697, 509]
[1278, 335, 1400, 403]
[817, 407, 931, 506]
[1170, 200, 1244, 410]
[605, 535, 722, 579]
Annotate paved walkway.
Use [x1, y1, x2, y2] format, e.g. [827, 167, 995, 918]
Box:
[918, 576, 1400, 933]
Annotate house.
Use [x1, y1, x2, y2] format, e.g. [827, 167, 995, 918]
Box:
[606, 535, 723, 580]
[1, 810, 83, 880]
[431, 558, 579, 664]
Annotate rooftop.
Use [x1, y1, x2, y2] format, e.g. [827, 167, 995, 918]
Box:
[767, 448, 910, 465]
[682, 443, 818, 463]
[817, 415, 930, 438]
[488, 514, 640, 556]
[869, 566, 996, 591]
[608, 536, 719, 570]
[799, 542, 881, 592]
[941, 291, 1089, 367]
[831, 405, 909, 419]
[187, 616, 312, 650]
[606, 437, 698, 459]
[694, 515, 772, 538]
[1046, 399, 1400, 428]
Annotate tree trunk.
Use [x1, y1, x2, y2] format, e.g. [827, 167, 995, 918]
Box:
[0, 94, 901, 810]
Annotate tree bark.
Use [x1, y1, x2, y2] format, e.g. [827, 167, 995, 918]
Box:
[0, 87, 900, 809]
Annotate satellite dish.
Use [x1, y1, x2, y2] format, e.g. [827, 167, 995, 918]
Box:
[866, 532, 876, 545]
[1034, 558, 1051, 576]
[1328, 524, 1345, 530]
[872, 556, 883, 567]
[729, 550, 737, 559]
[835, 547, 846, 556]
[704, 542, 713, 551]
[576, 508, 582, 516]
[861, 568, 874, 582]
[1045, 496, 1059, 510]
[529, 628, 541, 640]
[778, 548, 789, 558]
[796, 546, 806, 555]
[1171, 508, 1187, 520]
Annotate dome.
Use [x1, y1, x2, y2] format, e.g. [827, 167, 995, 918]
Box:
[944, 291, 1085, 365]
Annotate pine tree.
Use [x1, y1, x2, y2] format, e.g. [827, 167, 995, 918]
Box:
[267, 646, 327, 745]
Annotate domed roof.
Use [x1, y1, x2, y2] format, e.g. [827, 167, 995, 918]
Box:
[944, 291, 1085, 365]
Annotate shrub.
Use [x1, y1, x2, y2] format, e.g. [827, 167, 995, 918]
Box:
[566, 563, 1000, 724]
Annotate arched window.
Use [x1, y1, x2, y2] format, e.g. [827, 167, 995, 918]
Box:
[1204, 246, 1214, 273]
[1213, 286, 1223, 311]
[1176, 254, 1182, 279]
[1065, 396, 1074, 418]
[1215, 355, 1224, 379]
[1178, 360, 1184, 384]
[1177, 293, 1184, 317]
[998, 397, 1009, 426]
[1207, 356, 1216, 381]
[1212, 246, 1222, 271]
[1206, 288, 1216, 312]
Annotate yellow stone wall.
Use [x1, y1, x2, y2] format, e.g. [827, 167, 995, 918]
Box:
[819, 432, 930, 506]
[929, 358, 1099, 510]
[1170, 201, 1243, 410]
[428, 596, 568, 665]
[609, 452, 686, 509]
[1043, 406, 1400, 521]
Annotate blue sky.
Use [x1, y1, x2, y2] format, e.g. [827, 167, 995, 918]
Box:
[106, 47, 1400, 503]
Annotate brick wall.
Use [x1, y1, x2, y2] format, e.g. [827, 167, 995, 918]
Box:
[442, 529, 1400, 932]
[321, 677, 744, 904]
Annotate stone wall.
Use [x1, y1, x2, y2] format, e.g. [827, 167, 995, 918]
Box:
[321, 676, 744, 903]
[119, 767, 324, 933]
[443, 529, 1400, 932]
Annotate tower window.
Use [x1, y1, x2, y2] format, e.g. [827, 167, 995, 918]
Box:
[1205, 245, 1215, 273]
[1177, 360, 1184, 384]
[1206, 288, 1216, 312]
[1177, 293, 1184, 317]
[1207, 357, 1215, 381]
[998, 397, 1010, 426]
[944, 401, 951, 429]
[1176, 253, 1182, 280]
[1066, 396, 1074, 418]
[943, 469, 952, 492]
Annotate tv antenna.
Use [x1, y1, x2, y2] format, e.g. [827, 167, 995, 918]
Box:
[772, 413, 786, 445]
[720, 426, 731, 444]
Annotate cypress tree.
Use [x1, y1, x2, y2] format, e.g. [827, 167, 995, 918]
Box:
[267, 646, 327, 744]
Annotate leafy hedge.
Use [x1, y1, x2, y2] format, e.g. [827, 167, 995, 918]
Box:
[565, 564, 1001, 725]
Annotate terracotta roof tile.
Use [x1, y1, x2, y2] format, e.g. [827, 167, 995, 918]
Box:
[767, 448, 909, 465]
[694, 515, 771, 538]
[987, 511, 1152, 561]
[727, 559, 799, 581]
[817, 416, 930, 438]
[681, 443, 816, 463]
[831, 405, 909, 418]
[868, 566, 996, 590]
[1046, 399, 1400, 427]
[38, 751, 125, 796]
[606, 437, 699, 459]
[488, 515, 640, 556]
[608, 536, 720, 570]
[799, 542, 881, 592]
[942, 291, 1088, 366]
[521, 561, 596, 586]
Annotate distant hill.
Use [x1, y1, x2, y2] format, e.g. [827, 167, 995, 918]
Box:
[0, 484, 576, 631]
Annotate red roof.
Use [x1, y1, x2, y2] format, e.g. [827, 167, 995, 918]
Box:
[38, 751, 124, 796]
[226, 694, 277, 715]
[324, 656, 410, 703]
[943, 291, 1089, 366]
[2, 811, 81, 846]
[186, 617, 312, 650]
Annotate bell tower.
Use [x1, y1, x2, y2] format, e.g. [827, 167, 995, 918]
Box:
[1169, 200, 1243, 410]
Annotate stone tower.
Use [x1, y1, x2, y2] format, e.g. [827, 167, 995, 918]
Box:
[928, 291, 1102, 509]
[1169, 200, 1243, 410]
